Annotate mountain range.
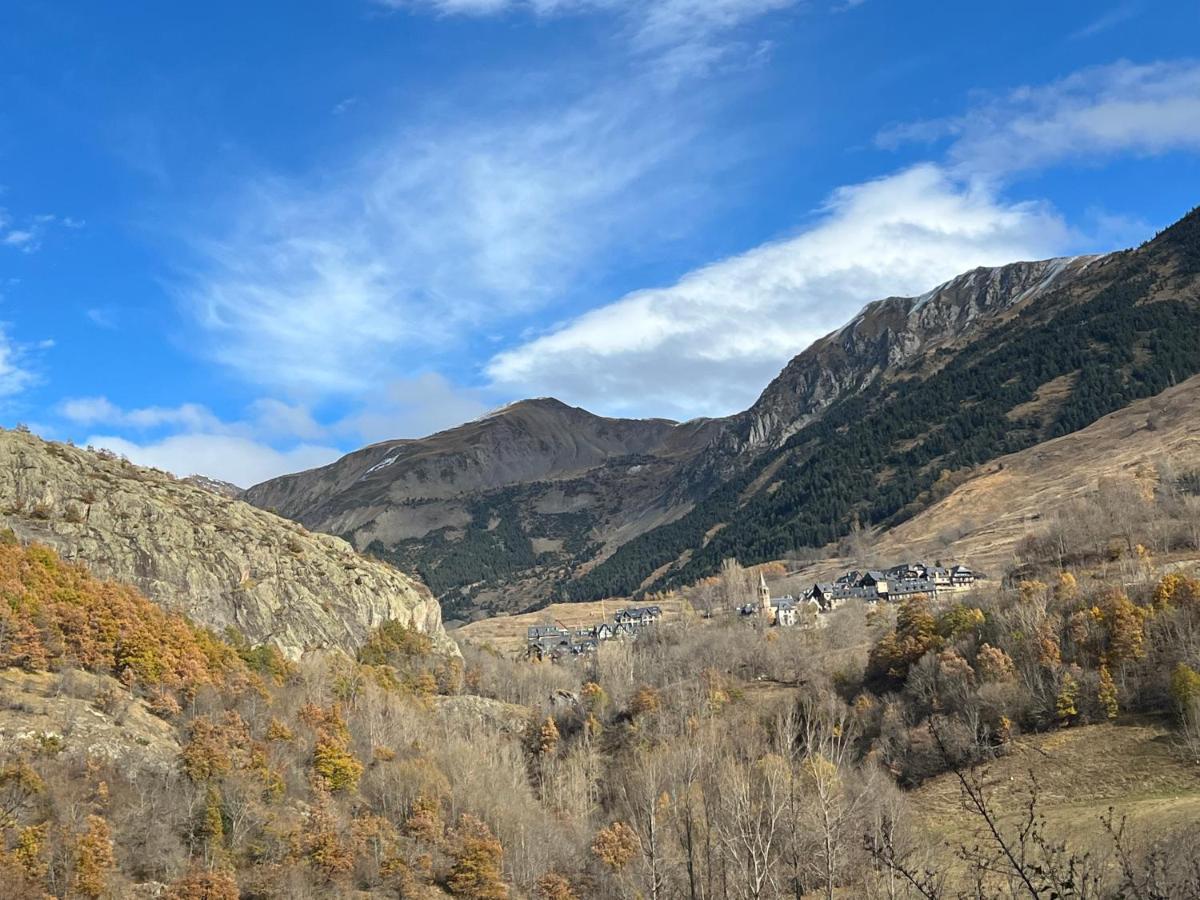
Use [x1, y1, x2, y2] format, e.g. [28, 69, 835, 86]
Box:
[246, 206, 1200, 620]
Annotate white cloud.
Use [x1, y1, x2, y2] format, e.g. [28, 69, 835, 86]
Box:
[878, 60, 1200, 177]
[0, 210, 82, 254]
[1070, 4, 1139, 40]
[59, 376, 499, 483]
[0, 323, 36, 397]
[60, 397, 225, 432]
[486, 164, 1071, 418]
[182, 87, 702, 395]
[85, 433, 342, 488]
[377, 0, 798, 79]
[333, 373, 496, 444]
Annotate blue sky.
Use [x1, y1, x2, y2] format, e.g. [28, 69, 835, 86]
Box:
[2, 1, 1199, 485]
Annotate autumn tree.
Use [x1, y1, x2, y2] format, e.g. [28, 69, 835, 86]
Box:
[446, 815, 509, 900]
[534, 872, 578, 900]
[592, 821, 638, 872]
[165, 868, 240, 900]
[867, 595, 940, 684]
[1098, 663, 1119, 719]
[73, 815, 115, 900]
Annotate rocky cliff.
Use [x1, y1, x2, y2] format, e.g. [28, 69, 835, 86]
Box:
[0, 429, 454, 658]
[732, 255, 1107, 454]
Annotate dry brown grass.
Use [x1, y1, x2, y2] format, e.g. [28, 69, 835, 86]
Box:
[913, 716, 1200, 861]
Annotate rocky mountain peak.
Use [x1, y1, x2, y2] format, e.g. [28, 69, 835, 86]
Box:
[737, 254, 1109, 453]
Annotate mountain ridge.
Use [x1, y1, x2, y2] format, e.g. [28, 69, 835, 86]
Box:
[245, 206, 1200, 615]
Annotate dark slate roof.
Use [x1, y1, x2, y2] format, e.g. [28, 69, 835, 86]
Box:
[889, 578, 937, 596]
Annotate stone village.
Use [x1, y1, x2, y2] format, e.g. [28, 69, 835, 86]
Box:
[525, 561, 976, 660]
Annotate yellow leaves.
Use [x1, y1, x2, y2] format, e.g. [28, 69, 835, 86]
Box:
[73, 815, 114, 900]
[1171, 663, 1200, 713]
[937, 605, 985, 640]
[1098, 664, 1119, 720]
[1101, 591, 1147, 664]
[1018, 580, 1048, 603]
[1154, 573, 1181, 611]
[1053, 572, 1078, 602]
[1056, 672, 1079, 724]
[313, 737, 363, 794]
[996, 716, 1013, 745]
[801, 753, 840, 792]
[580, 681, 607, 713]
[534, 872, 578, 900]
[629, 685, 661, 718]
[447, 815, 508, 900]
[0, 543, 253, 701]
[404, 793, 446, 846]
[165, 869, 240, 900]
[266, 718, 294, 742]
[976, 644, 1016, 683]
[592, 821, 638, 871]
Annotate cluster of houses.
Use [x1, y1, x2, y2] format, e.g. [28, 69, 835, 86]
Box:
[743, 562, 977, 627]
[526, 605, 662, 660]
[810, 562, 975, 608]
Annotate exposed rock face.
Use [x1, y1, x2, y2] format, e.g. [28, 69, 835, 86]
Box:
[431, 695, 530, 737]
[182, 474, 244, 499]
[0, 430, 454, 659]
[734, 255, 1106, 453]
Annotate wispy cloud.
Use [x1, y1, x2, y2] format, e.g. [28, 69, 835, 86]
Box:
[60, 397, 226, 432]
[1070, 4, 1140, 40]
[377, 0, 799, 80]
[181, 84, 708, 395]
[84, 433, 342, 488]
[61, 396, 339, 485]
[877, 59, 1200, 177]
[60, 374, 499, 483]
[487, 164, 1071, 418]
[0, 209, 82, 254]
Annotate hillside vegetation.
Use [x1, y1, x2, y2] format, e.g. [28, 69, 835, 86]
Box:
[3, 499, 1200, 897]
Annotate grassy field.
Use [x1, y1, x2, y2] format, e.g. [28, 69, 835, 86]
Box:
[453, 596, 694, 655]
[912, 716, 1200, 867]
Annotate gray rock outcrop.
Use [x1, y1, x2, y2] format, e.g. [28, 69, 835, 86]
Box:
[0, 430, 455, 659]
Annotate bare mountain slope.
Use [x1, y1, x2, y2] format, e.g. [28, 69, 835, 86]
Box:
[0, 429, 454, 658]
